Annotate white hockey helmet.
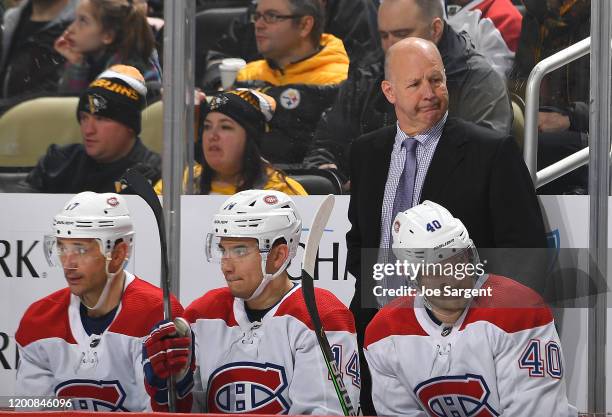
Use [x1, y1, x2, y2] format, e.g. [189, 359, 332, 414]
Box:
[206, 189, 301, 260]
[45, 192, 134, 310]
[391, 200, 475, 266]
[46, 191, 134, 261]
[206, 189, 302, 300]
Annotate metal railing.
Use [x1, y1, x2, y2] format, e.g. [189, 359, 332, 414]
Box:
[522, 2, 612, 409]
[522, 37, 591, 185]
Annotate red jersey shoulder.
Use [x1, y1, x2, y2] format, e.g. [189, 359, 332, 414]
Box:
[16, 288, 76, 347]
[185, 287, 238, 327]
[364, 296, 427, 349]
[275, 287, 355, 333]
[109, 277, 184, 337]
[471, 0, 522, 51]
[461, 275, 553, 333]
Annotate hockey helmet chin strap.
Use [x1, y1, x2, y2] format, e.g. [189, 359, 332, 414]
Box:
[245, 253, 291, 301]
[80, 251, 126, 311]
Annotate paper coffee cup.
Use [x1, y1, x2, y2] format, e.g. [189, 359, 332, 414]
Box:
[219, 58, 247, 90]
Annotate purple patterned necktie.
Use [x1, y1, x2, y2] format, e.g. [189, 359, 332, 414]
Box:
[391, 138, 418, 225]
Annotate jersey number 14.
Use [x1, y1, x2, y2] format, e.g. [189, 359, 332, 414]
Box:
[331, 345, 361, 388]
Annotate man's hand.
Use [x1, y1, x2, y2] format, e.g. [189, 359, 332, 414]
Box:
[538, 111, 570, 132]
[143, 318, 195, 407]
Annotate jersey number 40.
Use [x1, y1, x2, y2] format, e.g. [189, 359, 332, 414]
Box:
[518, 339, 563, 379]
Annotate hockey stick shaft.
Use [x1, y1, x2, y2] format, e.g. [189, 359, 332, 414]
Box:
[301, 195, 356, 416]
[121, 168, 177, 412]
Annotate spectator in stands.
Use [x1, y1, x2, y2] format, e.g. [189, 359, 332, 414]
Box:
[509, 0, 590, 194]
[201, 0, 380, 79]
[0, 0, 76, 113]
[446, 0, 523, 79]
[233, 0, 349, 166]
[54, 0, 161, 99]
[304, 0, 512, 181]
[346, 37, 546, 415]
[154, 89, 307, 195]
[15, 191, 183, 411]
[25, 65, 161, 193]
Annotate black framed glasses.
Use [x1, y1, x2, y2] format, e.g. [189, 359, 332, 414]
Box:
[250, 11, 304, 24]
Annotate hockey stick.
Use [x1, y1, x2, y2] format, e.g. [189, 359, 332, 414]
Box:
[120, 168, 177, 412]
[301, 195, 357, 416]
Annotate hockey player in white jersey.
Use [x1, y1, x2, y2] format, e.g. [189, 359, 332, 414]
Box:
[364, 201, 576, 417]
[142, 190, 360, 414]
[15, 191, 183, 411]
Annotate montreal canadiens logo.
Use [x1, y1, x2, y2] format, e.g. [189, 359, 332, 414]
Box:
[414, 374, 499, 417]
[207, 362, 290, 414]
[106, 197, 119, 207]
[263, 195, 278, 205]
[55, 379, 128, 411]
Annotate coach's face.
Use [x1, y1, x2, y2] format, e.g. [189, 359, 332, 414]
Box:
[381, 38, 449, 136]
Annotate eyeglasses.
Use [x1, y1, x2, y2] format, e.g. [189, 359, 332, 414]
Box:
[218, 245, 259, 260]
[250, 11, 304, 24]
[57, 244, 97, 260]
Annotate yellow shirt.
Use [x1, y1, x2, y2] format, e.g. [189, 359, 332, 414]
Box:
[236, 33, 349, 86]
[154, 164, 307, 195]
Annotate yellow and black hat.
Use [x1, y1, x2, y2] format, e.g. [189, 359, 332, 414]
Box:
[77, 65, 147, 134]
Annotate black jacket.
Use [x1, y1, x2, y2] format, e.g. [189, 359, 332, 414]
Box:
[347, 118, 547, 313]
[26, 138, 161, 193]
[0, 0, 76, 107]
[234, 81, 340, 166]
[346, 117, 548, 414]
[305, 24, 512, 180]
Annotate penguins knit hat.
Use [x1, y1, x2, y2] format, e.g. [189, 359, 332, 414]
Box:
[77, 65, 147, 134]
[201, 89, 275, 143]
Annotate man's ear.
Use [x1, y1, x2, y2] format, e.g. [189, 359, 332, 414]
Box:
[431, 18, 444, 44]
[381, 79, 396, 104]
[270, 243, 289, 271]
[299, 15, 315, 40]
[109, 241, 128, 273]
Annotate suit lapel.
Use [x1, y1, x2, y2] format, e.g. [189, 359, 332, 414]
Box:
[421, 118, 468, 202]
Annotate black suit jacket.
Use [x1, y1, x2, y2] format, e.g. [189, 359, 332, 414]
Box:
[346, 117, 547, 331]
